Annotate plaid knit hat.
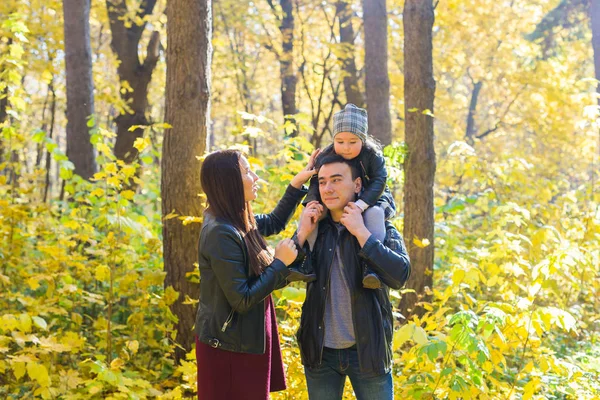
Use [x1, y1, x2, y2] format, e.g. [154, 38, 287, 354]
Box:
[333, 103, 368, 142]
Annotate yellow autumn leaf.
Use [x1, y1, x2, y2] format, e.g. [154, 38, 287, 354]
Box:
[90, 188, 105, 197]
[110, 357, 125, 371]
[180, 216, 203, 226]
[164, 286, 180, 306]
[106, 176, 120, 187]
[393, 323, 414, 351]
[413, 236, 431, 248]
[27, 277, 40, 290]
[121, 165, 136, 178]
[413, 326, 429, 345]
[19, 314, 32, 333]
[163, 210, 180, 220]
[12, 362, 26, 380]
[95, 265, 111, 282]
[92, 171, 107, 181]
[27, 362, 50, 386]
[121, 190, 135, 200]
[96, 143, 112, 157]
[133, 136, 151, 152]
[522, 376, 540, 400]
[32, 316, 47, 331]
[63, 220, 80, 230]
[104, 163, 118, 174]
[452, 269, 465, 286]
[127, 340, 139, 354]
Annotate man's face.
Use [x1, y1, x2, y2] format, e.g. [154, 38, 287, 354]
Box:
[318, 162, 361, 212]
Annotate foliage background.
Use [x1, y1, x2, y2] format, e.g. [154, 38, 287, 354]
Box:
[0, 0, 599, 398]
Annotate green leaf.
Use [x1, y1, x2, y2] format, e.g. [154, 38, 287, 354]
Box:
[32, 130, 46, 143]
[32, 316, 47, 331]
[281, 287, 306, 303]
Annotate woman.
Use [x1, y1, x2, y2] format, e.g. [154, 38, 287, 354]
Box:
[195, 149, 321, 400]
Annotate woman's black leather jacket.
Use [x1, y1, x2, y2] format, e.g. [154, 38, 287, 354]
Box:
[195, 184, 307, 354]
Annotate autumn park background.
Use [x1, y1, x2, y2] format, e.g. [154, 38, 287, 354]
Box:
[1, 0, 599, 398]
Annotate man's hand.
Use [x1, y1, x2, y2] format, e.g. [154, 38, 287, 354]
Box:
[340, 202, 371, 247]
[297, 201, 324, 246]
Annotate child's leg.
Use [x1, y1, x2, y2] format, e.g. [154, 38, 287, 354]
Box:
[363, 206, 385, 242]
[361, 206, 385, 289]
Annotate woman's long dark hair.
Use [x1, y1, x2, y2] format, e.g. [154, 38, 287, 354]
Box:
[200, 150, 273, 276]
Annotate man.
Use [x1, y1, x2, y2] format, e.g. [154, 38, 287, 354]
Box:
[293, 153, 411, 400]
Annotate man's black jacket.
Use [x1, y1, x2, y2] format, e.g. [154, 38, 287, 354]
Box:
[295, 218, 410, 374]
[195, 184, 306, 354]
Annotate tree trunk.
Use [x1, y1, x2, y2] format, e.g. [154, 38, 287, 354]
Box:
[591, 0, 600, 105]
[465, 81, 482, 145]
[0, 78, 6, 163]
[400, 0, 436, 320]
[590, 0, 600, 201]
[162, 0, 211, 362]
[363, 0, 391, 145]
[0, 38, 10, 164]
[106, 0, 161, 163]
[279, 0, 297, 135]
[337, 0, 364, 108]
[44, 82, 57, 203]
[63, 0, 97, 180]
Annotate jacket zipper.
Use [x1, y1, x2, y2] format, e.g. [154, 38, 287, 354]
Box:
[359, 161, 369, 181]
[222, 297, 244, 332]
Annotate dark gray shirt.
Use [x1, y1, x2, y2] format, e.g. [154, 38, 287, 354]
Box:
[323, 224, 356, 349]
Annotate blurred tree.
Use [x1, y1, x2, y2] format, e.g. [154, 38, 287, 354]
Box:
[401, 0, 436, 319]
[106, 0, 161, 163]
[363, 0, 391, 145]
[591, 0, 600, 106]
[62, 0, 97, 180]
[525, 0, 589, 57]
[161, 0, 211, 362]
[266, 0, 298, 135]
[336, 0, 364, 107]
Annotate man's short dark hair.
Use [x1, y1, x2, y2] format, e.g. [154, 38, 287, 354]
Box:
[316, 153, 361, 180]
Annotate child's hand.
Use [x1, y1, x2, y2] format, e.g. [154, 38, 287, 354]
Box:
[290, 149, 321, 188]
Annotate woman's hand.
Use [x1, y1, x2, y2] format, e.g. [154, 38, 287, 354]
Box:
[290, 148, 321, 189]
[274, 238, 298, 266]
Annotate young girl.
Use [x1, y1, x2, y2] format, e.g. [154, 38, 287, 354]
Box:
[293, 103, 396, 289]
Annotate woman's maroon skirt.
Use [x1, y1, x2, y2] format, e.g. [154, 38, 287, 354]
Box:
[196, 295, 286, 400]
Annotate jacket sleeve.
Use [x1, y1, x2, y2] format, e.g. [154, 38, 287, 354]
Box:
[358, 150, 388, 207]
[358, 222, 410, 289]
[206, 224, 291, 314]
[255, 184, 307, 237]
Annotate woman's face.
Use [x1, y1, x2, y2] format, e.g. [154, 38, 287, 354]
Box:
[239, 156, 260, 202]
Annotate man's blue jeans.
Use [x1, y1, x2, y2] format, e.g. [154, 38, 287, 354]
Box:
[304, 346, 393, 400]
